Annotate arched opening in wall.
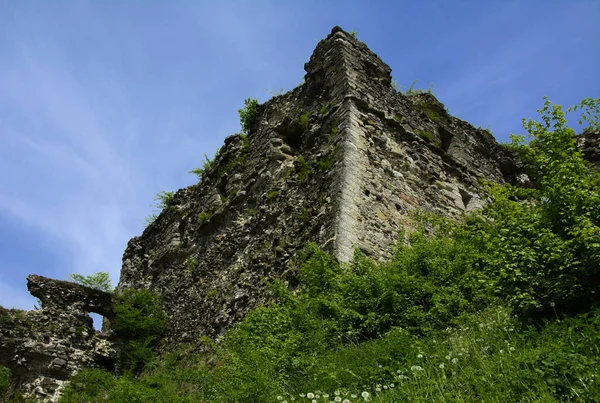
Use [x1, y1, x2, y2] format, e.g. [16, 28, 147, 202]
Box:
[89, 313, 104, 331]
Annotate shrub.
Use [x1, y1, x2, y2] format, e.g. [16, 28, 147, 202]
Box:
[59, 368, 116, 403]
[68, 272, 113, 292]
[476, 97, 600, 319]
[0, 366, 10, 398]
[190, 150, 220, 181]
[112, 289, 166, 373]
[238, 98, 259, 134]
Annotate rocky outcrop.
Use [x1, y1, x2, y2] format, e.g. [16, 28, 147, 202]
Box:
[0, 276, 115, 402]
[116, 26, 529, 348]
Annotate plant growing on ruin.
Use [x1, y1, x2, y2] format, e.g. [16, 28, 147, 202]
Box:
[238, 97, 259, 134]
[190, 149, 222, 181]
[112, 289, 166, 373]
[294, 156, 312, 184]
[402, 80, 435, 96]
[197, 211, 212, 224]
[298, 111, 311, 131]
[68, 272, 114, 292]
[144, 190, 177, 226]
[0, 366, 10, 399]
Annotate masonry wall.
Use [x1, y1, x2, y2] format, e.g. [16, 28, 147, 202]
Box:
[116, 27, 525, 346]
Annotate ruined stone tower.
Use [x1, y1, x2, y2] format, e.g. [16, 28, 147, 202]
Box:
[116, 26, 524, 346]
[9, 26, 598, 401]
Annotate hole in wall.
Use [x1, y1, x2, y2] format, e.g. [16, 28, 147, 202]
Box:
[284, 132, 303, 150]
[459, 189, 473, 210]
[90, 313, 103, 331]
[438, 125, 454, 152]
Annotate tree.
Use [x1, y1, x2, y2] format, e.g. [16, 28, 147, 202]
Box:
[69, 272, 114, 292]
[475, 97, 600, 319]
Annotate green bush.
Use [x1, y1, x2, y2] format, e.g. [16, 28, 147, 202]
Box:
[0, 366, 10, 398]
[238, 98, 259, 134]
[112, 289, 167, 373]
[476, 97, 600, 319]
[59, 368, 116, 403]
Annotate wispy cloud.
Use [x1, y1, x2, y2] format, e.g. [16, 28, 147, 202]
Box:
[0, 29, 146, 307]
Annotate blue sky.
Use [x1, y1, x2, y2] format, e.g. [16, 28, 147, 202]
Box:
[1, 0, 599, 311]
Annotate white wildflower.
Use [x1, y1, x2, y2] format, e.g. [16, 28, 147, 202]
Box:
[307, 393, 315, 399]
[439, 363, 445, 369]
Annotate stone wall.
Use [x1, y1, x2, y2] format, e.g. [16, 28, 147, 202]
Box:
[0, 276, 114, 402]
[116, 27, 527, 347]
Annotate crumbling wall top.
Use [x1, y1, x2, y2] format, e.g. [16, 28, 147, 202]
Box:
[27, 275, 114, 319]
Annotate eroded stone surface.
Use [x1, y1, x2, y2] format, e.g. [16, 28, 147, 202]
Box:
[578, 131, 600, 169]
[0, 276, 115, 402]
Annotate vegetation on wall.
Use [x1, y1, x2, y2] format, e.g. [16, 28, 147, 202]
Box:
[144, 190, 176, 226]
[0, 366, 10, 398]
[111, 289, 167, 374]
[238, 98, 259, 135]
[57, 98, 600, 402]
[68, 272, 114, 292]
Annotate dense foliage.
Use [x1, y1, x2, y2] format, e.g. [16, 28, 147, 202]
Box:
[57, 98, 600, 402]
[111, 289, 167, 374]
